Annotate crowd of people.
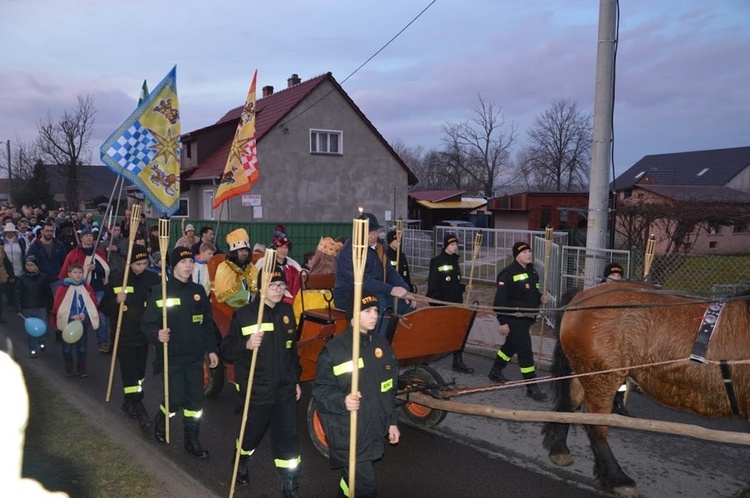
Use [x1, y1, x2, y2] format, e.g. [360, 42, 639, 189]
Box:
[6, 202, 630, 497]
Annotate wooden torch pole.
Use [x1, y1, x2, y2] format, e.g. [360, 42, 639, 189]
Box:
[158, 218, 171, 444]
[535, 224, 554, 370]
[464, 231, 483, 304]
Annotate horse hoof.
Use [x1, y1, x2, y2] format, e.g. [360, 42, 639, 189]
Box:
[612, 485, 639, 498]
[548, 452, 573, 466]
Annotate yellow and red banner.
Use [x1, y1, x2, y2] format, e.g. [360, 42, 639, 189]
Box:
[214, 70, 259, 209]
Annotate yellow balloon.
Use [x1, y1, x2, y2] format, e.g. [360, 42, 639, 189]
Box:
[62, 320, 84, 344]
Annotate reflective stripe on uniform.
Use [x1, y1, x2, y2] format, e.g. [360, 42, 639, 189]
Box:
[192, 314, 203, 323]
[113, 286, 134, 294]
[381, 378, 393, 392]
[241, 323, 274, 336]
[513, 273, 529, 282]
[520, 365, 536, 374]
[332, 358, 364, 376]
[123, 384, 142, 395]
[286, 340, 293, 349]
[236, 439, 256, 456]
[497, 350, 511, 362]
[155, 298, 181, 308]
[274, 456, 301, 469]
[390, 260, 397, 266]
[340, 477, 350, 497]
[437, 264, 453, 272]
[159, 405, 177, 417]
[183, 408, 203, 419]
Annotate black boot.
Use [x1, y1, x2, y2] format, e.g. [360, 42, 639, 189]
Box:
[281, 476, 300, 498]
[184, 423, 209, 459]
[64, 359, 75, 377]
[121, 400, 137, 419]
[488, 358, 508, 383]
[236, 455, 250, 485]
[154, 411, 167, 444]
[526, 383, 548, 402]
[452, 352, 474, 374]
[134, 400, 152, 430]
[612, 392, 632, 417]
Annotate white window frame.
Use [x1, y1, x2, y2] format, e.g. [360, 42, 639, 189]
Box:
[310, 129, 343, 155]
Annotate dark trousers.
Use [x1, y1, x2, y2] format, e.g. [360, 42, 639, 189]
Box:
[239, 396, 300, 478]
[497, 318, 536, 377]
[162, 358, 204, 420]
[340, 460, 378, 497]
[118, 342, 149, 402]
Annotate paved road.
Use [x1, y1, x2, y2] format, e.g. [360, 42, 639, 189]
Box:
[7, 312, 749, 497]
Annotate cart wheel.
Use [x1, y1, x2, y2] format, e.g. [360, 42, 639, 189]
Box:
[203, 352, 224, 398]
[400, 365, 448, 428]
[307, 398, 330, 458]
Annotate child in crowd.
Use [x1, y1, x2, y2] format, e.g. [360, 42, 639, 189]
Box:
[192, 241, 216, 297]
[51, 263, 100, 377]
[15, 255, 53, 357]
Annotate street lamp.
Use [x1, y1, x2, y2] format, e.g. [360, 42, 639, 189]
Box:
[0, 140, 10, 204]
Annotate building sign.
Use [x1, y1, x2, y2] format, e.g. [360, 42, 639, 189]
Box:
[242, 195, 261, 207]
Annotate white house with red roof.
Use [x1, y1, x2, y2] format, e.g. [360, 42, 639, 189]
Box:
[179, 73, 417, 223]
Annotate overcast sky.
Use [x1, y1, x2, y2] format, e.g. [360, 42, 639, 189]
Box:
[1, 0, 748, 180]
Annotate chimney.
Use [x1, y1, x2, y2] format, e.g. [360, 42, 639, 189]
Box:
[287, 73, 301, 88]
[262, 85, 274, 98]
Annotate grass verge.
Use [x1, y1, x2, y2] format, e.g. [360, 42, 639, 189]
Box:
[21, 368, 162, 498]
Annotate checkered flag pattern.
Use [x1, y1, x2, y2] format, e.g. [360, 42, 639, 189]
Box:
[105, 122, 157, 173]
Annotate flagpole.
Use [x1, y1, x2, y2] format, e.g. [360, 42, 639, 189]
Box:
[106, 204, 141, 402]
[158, 218, 171, 443]
[106, 176, 124, 261]
[229, 249, 276, 498]
[214, 202, 224, 246]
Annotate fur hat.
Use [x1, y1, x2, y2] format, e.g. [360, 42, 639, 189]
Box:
[512, 241, 530, 258]
[443, 233, 458, 248]
[226, 228, 250, 252]
[358, 212, 381, 231]
[603, 262, 624, 279]
[271, 224, 291, 250]
[130, 244, 149, 264]
[171, 246, 194, 265]
[359, 292, 379, 312]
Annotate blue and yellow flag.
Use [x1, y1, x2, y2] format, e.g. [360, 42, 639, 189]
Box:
[101, 67, 180, 216]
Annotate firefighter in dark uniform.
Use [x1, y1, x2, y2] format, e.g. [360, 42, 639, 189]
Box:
[488, 241, 548, 401]
[100, 244, 159, 430]
[426, 233, 474, 373]
[313, 292, 401, 498]
[221, 270, 302, 497]
[385, 230, 413, 291]
[143, 246, 219, 458]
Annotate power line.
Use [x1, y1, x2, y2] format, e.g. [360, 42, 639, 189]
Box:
[279, 0, 437, 128]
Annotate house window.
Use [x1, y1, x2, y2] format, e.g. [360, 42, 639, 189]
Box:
[310, 129, 342, 155]
[733, 223, 750, 233]
[185, 142, 192, 159]
[709, 241, 717, 249]
[540, 206, 552, 229]
[173, 198, 189, 218]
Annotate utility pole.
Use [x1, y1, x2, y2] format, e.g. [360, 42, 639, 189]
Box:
[585, 0, 617, 287]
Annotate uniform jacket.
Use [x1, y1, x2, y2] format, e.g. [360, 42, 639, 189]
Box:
[333, 238, 408, 311]
[100, 269, 160, 347]
[142, 276, 218, 367]
[426, 250, 465, 304]
[221, 298, 301, 405]
[15, 270, 53, 310]
[313, 327, 399, 468]
[386, 245, 412, 289]
[26, 238, 67, 282]
[493, 260, 542, 325]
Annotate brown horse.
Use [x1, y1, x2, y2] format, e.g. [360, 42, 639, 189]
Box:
[541, 281, 750, 497]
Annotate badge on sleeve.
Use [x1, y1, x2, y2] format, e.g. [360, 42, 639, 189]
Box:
[525, 283, 530, 289]
[374, 348, 383, 358]
[283, 316, 290, 324]
[194, 294, 201, 301]
[445, 276, 451, 282]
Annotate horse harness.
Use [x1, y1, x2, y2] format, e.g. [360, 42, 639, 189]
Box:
[689, 302, 740, 417]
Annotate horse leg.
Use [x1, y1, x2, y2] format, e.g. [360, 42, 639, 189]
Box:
[583, 391, 638, 497]
[542, 377, 585, 466]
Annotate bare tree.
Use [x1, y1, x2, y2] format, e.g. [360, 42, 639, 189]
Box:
[518, 99, 592, 191]
[37, 93, 96, 209]
[440, 95, 516, 197]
